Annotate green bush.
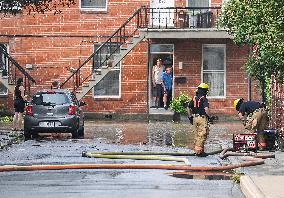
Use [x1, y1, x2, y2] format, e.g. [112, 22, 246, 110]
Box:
[170, 93, 191, 114]
[0, 116, 13, 124]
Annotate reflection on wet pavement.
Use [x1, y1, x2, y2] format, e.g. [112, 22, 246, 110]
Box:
[3, 120, 246, 150]
[84, 121, 245, 150]
[170, 171, 233, 180]
[84, 121, 195, 149]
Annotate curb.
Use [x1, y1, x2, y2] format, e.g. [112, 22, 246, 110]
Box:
[240, 176, 265, 198]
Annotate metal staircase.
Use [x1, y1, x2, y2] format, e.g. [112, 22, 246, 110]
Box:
[0, 44, 36, 95]
[60, 6, 148, 100]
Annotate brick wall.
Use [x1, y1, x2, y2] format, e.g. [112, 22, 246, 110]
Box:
[154, 38, 261, 114]
[0, 0, 260, 116]
[270, 76, 284, 133]
[0, 0, 150, 114]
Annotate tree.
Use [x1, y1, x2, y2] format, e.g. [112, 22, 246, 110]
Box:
[0, 0, 75, 15]
[220, 0, 284, 82]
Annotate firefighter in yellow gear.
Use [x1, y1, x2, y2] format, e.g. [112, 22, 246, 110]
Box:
[234, 98, 268, 150]
[186, 83, 210, 157]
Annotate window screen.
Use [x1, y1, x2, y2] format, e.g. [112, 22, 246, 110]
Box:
[81, 0, 107, 9]
[188, 0, 209, 7]
[202, 45, 225, 97]
[93, 70, 120, 97]
[93, 44, 120, 69]
[93, 43, 120, 97]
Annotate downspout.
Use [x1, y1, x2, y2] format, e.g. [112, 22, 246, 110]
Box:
[146, 38, 150, 119]
[248, 46, 252, 101]
[248, 76, 252, 101]
[261, 66, 266, 104]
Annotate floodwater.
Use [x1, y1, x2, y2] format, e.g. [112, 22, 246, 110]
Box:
[85, 121, 195, 149]
[84, 120, 245, 149]
[22, 120, 245, 151]
[170, 171, 234, 180]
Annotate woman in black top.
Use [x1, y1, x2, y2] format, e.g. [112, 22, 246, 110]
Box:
[12, 78, 25, 131]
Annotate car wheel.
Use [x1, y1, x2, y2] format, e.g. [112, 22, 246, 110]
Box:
[78, 126, 84, 138]
[32, 132, 39, 139]
[71, 128, 79, 139]
[24, 128, 32, 140]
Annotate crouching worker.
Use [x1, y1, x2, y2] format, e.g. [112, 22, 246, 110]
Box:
[186, 83, 210, 157]
[233, 98, 268, 150]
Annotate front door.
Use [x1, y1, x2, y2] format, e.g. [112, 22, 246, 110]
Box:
[150, 0, 175, 27]
[149, 44, 174, 112]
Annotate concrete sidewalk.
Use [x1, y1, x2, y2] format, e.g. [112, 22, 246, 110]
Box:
[239, 151, 284, 198]
[240, 175, 284, 198]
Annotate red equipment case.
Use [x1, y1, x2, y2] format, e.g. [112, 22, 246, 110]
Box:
[233, 134, 257, 151]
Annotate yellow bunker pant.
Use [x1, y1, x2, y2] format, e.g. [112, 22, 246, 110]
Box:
[245, 108, 268, 148]
[193, 115, 209, 153]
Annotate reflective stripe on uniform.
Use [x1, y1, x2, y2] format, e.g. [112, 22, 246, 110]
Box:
[193, 96, 205, 108]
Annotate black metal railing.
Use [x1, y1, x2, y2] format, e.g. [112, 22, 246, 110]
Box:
[145, 6, 221, 29]
[60, 6, 222, 92]
[60, 6, 148, 90]
[0, 44, 36, 95]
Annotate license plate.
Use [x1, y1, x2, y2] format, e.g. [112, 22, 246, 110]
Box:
[39, 122, 61, 127]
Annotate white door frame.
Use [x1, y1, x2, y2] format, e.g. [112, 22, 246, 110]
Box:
[150, 0, 175, 27]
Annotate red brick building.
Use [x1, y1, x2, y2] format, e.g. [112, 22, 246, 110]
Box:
[0, 0, 261, 118]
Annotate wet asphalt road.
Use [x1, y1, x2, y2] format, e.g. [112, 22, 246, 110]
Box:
[0, 121, 245, 198]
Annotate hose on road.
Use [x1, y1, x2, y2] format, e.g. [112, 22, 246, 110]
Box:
[0, 157, 264, 172]
[0, 148, 275, 172]
[81, 154, 190, 165]
[219, 148, 275, 159]
[82, 149, 224, 157]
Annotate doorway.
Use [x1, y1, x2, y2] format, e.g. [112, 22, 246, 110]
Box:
[150, 0, 175, 27]
[149, 44, 174, 111]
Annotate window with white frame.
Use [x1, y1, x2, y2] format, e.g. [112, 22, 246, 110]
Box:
[202, 45, 226, 97]
[0, 44, 8, 96]
[93, 44, 121, 98]
[81, 0, 107, 11]
[188, 0, 210, 7]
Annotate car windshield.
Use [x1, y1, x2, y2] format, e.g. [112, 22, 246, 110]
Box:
[32, 92, 69, 105]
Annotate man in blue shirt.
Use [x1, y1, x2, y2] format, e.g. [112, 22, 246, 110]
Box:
[162, 66, 173, 110]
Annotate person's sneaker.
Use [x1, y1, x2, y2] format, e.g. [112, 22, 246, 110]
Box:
[164, 106, 168, 110]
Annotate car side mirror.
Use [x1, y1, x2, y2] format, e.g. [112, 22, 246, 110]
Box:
[79, 101, 86, 107]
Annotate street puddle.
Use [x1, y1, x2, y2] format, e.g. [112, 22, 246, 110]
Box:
[169, 171, 233, 180]
[85, 121, 195, 149]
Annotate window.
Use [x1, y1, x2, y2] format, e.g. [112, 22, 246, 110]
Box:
[80, 0, 107, 11]
[93, 44, 121, 98]
[150, 44, 174, 54]
[0, 44, 8, 96]
[202, 44, 226, 98]
[32, 93, 70, 105]
[188, 0, 210, 7]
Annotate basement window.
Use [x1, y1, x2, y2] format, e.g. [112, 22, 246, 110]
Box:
[202, 44, 226, 98]
[80, 0, 108, 11]
[93, 44, 121, 98]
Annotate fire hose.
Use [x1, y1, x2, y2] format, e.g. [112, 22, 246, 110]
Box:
[0, 148, 275, 172]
